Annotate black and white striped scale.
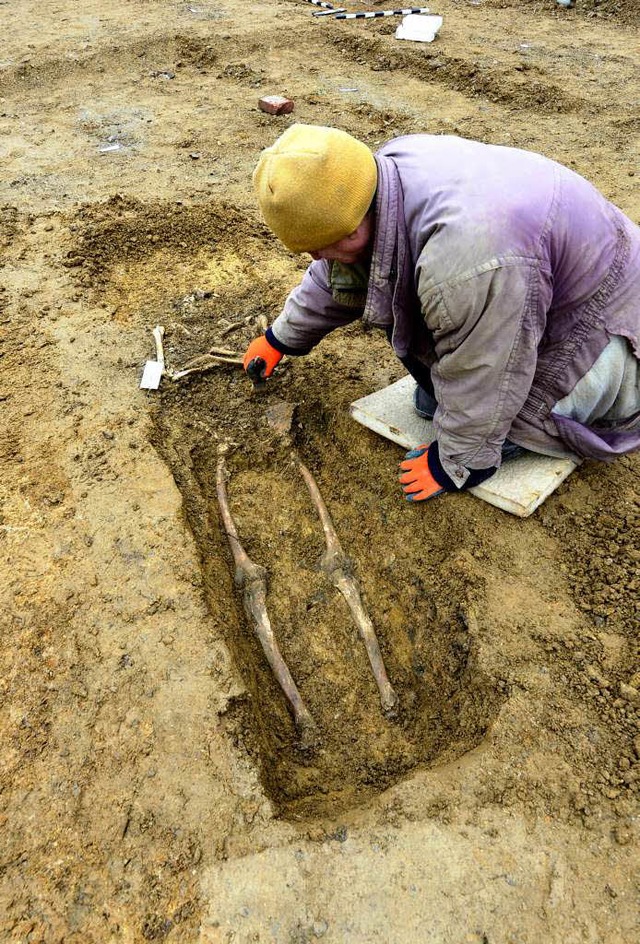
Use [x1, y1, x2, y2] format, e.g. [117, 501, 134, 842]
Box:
[334, 7, 430, 18]
[305, 0, 336, 8]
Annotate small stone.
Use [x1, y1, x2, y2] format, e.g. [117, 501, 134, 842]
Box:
[329, 825, 347, 843]
[44, 491, 64, 506]
[258, 95, 295, 116]
[619, 683, 640, 706]
[613, 826, 632, 845]
[265, 399, 295, 435]
[586, 664, 610, 688]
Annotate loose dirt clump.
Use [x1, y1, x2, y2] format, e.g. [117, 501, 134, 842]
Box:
[485, 0, 640, 24]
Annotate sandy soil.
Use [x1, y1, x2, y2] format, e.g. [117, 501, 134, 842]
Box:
[1, 0, 639, 941]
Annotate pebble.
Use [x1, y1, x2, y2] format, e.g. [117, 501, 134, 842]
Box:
[329, 825, 348, 843]
[586, 665, 610, 688]
[619, 683, 640, 706]
[613, 825, 631, 845]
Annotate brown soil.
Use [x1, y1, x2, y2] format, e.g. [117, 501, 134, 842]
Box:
[1, 0, 638, 941]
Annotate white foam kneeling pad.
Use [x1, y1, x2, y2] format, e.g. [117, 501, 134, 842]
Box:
[349, 375, 579, 518]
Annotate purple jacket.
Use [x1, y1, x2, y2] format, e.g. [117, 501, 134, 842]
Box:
[269, 135, 640, 485]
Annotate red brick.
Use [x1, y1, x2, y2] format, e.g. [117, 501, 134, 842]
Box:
[258, 96, 295, 116]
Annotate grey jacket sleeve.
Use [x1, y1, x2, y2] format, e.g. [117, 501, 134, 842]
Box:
[419, 258, 552, 486]
[270, 261, 364, 354]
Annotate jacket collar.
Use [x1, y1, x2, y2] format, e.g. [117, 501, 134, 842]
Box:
[363, 154, 415, 352]
[363, 155, 398, 326]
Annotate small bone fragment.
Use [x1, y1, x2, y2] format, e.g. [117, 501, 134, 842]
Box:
[153, 325, 165, 363]
[170, 354, 243, 380]
[216, 456, 318, 747]
[298, 462, 399, 719]
[140, 325, 166, 390]
[208, 345, 241, 357]
[181, 352, 242, 369]
[166, 322, 194, 337]
[218, 315, 254, 338]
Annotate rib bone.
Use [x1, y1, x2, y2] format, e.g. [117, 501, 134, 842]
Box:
[298, 462, 399, 719]
[216, 456, 318, 747]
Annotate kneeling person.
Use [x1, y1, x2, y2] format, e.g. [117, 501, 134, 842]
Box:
[244, 124, 640, 502]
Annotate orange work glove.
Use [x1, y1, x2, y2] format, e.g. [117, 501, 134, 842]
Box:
[398, 443, 446, 502]
[399, 441, 497, 502]
[243, 334, 283, 380]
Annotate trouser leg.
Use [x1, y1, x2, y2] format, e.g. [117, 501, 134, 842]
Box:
[400, 355, 525, 463]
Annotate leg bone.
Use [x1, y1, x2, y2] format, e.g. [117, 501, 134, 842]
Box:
[216, 457, 318, 747]
[298, 462, 399, 719]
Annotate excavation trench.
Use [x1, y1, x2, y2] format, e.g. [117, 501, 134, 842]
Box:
[73, 198, 505, 817]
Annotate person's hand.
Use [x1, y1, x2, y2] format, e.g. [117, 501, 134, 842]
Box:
[243, 335, 283, 380]
[398, 444, 446, 502]
[400, 441, 498, 502]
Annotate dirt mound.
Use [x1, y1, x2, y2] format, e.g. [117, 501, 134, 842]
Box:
[483, 0, 639, 23]
[571, 0, 639, 21]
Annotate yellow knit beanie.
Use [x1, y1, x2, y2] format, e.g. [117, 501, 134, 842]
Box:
[253, 124, 378, 253]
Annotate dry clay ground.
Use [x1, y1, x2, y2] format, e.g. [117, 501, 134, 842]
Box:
[1, 0, 639, 941]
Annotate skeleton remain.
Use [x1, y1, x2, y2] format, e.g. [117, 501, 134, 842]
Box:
[170, 348, 243, 381]
[216, 451, 399, 740]
[298, 462, 399, 719]
[216, 455, 319, 749]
